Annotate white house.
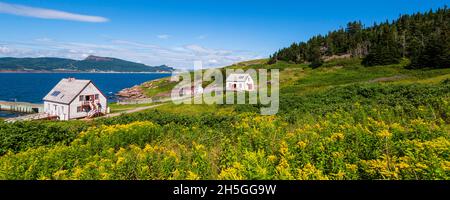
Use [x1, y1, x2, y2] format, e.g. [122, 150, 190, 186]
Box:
[225, 73, 255, 91]
[43, 78, 109, 120]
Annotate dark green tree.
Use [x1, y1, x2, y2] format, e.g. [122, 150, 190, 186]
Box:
[268, 6, 449, 69]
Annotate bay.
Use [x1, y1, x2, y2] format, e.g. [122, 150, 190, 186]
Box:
[0, 72, 171, 118]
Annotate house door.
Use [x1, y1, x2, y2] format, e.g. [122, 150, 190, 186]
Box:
[248, 84, 252, 90]
[59, 106, 64, 120]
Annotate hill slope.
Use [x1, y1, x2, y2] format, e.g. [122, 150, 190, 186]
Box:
[1, 57, 450, 180]
[0, 55, 174, 72]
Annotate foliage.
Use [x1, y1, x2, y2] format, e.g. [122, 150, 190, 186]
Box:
[1, 56, 450, 180]
[0, 105, 449, 180]
[0, 120, 89, 155]
[408, 29, 450, 69]
[269, 7, 449, 69]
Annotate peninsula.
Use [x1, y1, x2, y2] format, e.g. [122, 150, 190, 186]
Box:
[0, 55, 174, 73]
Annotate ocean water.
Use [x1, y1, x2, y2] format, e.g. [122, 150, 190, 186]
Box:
[0, 110, 27, 118]
[0, 73, 171, 118]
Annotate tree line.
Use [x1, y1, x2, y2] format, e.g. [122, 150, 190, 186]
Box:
[268, 6, 449, 69]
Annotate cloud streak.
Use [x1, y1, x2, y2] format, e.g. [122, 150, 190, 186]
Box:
[196, 35, 208, 40]
[0, 38, 263, 69]
[157, 34, 170, 39]
[0, 2, 108, 22]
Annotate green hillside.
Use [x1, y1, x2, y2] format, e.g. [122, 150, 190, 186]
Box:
[0, 55, 173, 72]
[0, 57, 449, 180]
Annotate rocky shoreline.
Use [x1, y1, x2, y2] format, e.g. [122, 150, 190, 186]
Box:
[116, 85, 147, 99]
[116, 77, 176, 101]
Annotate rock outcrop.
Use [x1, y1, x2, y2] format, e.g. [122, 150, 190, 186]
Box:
[116, 85, 147, 99]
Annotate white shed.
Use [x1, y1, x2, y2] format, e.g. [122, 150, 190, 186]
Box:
[43, 78, 108, 120]
[226, 73, 255, 91]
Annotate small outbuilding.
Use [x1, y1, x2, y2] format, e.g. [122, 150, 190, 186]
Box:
[225, 73, 255, 91]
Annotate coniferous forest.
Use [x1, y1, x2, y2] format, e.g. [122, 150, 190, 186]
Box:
[268, 6, 449, 69]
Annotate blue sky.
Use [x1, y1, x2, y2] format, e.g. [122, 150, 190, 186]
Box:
[0, 0, 448, 69]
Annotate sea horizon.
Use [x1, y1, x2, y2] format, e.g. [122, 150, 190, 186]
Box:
[0, 72, 170, 118]
[0, 72, 170, 103]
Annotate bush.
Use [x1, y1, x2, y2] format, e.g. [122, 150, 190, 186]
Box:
[0, 120, 89, 155]
[362, 46, 401, 67]
[1, 109, 449, 180]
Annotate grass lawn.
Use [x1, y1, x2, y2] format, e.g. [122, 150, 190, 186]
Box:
[151, 102, 235, 116]
[109, 102, 158, 113]
[142, 78, 179, 97]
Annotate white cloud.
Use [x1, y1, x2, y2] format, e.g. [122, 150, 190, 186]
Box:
[208, 59, 218, 64]
[184, 44, 209, 54]
[111, 40, 159, 49]
[0, 38, 263, 69]
[0, 46, 11, 54]
[157, 34, 170, 39]
[196, 35, 208, 40]
[35, 38, 53, 42]
[0, 2, 108, 23]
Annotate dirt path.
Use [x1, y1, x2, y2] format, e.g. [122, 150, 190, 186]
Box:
[368, 75, 408, 83]
[102, 103, 165, 118]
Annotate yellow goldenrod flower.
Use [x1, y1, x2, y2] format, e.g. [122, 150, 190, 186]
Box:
[186, 171, 200, 180]
[297, 141, 307, 149]
[331, 133, 345, 141]
[268, 155, 277, 163]
[377, 130, 392, 138]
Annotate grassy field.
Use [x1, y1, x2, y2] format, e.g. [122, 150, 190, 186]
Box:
[109, 102, 157, 113]
[141, 78, 179, 97]
[0, 58, 449, 180]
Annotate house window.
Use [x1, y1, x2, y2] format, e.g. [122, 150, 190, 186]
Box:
[77, 106, 83, 112]
[79, 95, 84, 101]
[95, 94, 99, 100]
[51, 91, 61, 96]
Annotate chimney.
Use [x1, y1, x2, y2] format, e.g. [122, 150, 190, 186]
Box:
[68, 77, 76, 82]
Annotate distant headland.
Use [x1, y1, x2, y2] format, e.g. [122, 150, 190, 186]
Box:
[0, 55, 174, 73]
